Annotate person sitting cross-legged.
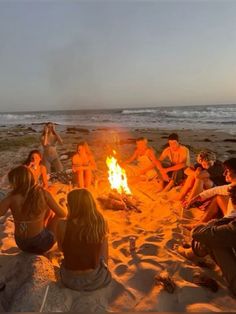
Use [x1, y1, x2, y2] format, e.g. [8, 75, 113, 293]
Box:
[123, 137, 169, 187]
[159, 133, 190, 192]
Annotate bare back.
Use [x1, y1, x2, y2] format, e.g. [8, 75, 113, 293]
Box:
[9, 191, 48, 238]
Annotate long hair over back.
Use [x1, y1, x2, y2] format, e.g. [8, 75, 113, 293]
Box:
[67, 189, 107, 243]
[8, 166, 44, 218]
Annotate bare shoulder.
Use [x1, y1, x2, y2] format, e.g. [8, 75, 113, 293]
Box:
[40, 164, 47, 172]
[180, 145, 189, 154]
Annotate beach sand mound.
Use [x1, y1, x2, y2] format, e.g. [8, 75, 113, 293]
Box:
[1, 182, 236, 312]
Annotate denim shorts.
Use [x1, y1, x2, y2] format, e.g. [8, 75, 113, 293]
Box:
[60, 259, 112, 292]
[15, 229, 55, 254]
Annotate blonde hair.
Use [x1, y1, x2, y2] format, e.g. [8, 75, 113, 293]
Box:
[67, 189, 107, 243]
[77, 141, 92, 155]
[197, 150, 216, 163]
[8, 166, 44, 218]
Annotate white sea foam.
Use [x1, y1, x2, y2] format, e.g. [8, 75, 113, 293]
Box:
[0, 105, 235, 133]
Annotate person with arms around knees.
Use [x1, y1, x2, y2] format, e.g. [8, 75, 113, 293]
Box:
[41, 122, 63, 173]
[57, 188, 111, 291]
[0, 166, 67, 254]
[159, 133, 190, 191]
[176, 150, 225, 202]
[124, 137, 169, 185]
[185, 158, 236, 228]
[72, 141, 96, 188]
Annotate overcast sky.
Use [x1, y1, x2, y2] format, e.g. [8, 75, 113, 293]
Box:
[0, 0, 236, 112]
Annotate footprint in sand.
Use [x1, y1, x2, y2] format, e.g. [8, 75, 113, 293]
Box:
[120, 247, 130, 257]
[112, 236, 132, 249]
[114, 264, 128, 276]
[137, 243, 159, 256]
[145, 234, 164, 243]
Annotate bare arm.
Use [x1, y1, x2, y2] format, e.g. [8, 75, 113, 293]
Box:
[44, 190, 67, 218]
[0, 195, 11, 217]
[165, 162, 186, 173]
[41, 134, 48, 146]
[147, 149, 169, 181]
[184, 167, 196, 176]
[163, 148, 188, 173]
[124, 150, 138, 164]
[192, 219, 236, 248]
[55, 132, 63, 145]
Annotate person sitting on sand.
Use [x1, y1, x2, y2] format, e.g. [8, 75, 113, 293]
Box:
[185, 158, 236, 229]
[24, 150, 48, 189]
[179, 184, 236, 296]
[159, 133, 190, 191]
[0, 166, 67, 254]
[124, 137, 169, 184]
[176, 150, 226, 202]
[41, 122, 63, 173]
[72, 141, 96, 188]
[57, 188, 111, 291]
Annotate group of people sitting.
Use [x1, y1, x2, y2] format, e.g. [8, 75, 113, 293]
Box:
[0, 121, 236, 296]
[127, 134, 236, 295]
[0, 166, 111, 291]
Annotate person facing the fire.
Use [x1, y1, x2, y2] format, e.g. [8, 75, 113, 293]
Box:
[57, 188, 112, 291]
[72, 141, 96, 188]
[123, 137, 169, 184]
[159, 133, 190, 191]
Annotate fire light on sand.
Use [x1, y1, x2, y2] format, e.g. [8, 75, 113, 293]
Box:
[106, 152, 131, 195]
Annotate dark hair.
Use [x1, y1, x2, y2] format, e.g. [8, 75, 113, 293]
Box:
[168, 133, 179, 141]
[42, 122, 56, 136]
[229, 185, 236, 205]
[223, 158, 236, 173]
[24, 150, 42, 166]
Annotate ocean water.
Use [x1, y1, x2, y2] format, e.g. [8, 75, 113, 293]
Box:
[0, 104, 235, 134]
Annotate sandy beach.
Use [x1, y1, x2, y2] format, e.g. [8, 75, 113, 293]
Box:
[0, 124, 236, 312]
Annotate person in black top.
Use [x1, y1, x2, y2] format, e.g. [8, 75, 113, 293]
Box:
[176, 150, 225, 202]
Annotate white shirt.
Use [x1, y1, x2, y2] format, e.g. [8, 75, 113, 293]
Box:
[199, 183, 236, 218]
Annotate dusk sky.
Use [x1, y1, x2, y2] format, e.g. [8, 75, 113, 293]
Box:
[0, 1, 236, 112]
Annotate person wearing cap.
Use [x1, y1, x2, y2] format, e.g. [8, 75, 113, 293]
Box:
[159, 133, 190, 191]
[176, 150, 225, 203]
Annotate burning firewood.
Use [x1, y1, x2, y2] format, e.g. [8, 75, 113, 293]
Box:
[97, 190, 141, 213]
[97, 196, 127, 211]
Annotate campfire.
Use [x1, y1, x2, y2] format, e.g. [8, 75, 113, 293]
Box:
[97, 152, 141, 213]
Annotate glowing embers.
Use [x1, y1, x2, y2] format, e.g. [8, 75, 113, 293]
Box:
[106, 152, 131, 195]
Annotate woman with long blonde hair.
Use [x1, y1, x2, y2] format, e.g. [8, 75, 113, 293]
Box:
[72, 141, 96, 188]
[0, 166, 67, 254]
[57, 188, 111, 291]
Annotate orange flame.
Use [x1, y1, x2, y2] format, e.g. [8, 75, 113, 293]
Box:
[106, 154, 131, 195]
